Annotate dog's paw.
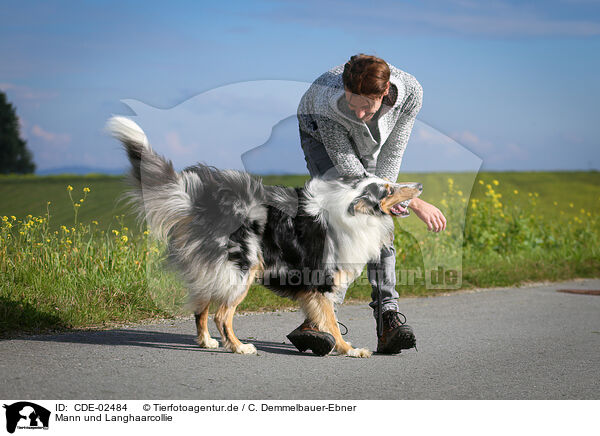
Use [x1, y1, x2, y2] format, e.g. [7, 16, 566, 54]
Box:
[234, 343, 257, 355]
[346, 348, 372, 358]
[200, 338, 220, 349]
[196, 335, 219, 349]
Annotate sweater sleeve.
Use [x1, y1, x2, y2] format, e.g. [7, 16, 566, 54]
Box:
[375, 79, 423, 181]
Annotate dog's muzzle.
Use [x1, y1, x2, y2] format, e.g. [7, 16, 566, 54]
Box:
[389, 182, 422, 217]
[390, 199, 412, 217]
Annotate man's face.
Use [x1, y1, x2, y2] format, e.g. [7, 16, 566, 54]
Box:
[344, 83, 389, 122]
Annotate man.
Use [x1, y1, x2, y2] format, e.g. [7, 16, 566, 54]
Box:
[287, 54, 446, 355]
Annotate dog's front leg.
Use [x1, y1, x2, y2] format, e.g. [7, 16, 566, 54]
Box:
[326, 306, 372, 358]
[298, 291, 371, 358]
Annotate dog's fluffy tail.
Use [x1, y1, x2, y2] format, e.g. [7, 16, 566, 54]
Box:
[106, 116, 151, 183]
[106, 116, 191, 241]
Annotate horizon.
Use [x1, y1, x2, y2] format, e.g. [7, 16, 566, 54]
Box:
[14, 166, 600, 177]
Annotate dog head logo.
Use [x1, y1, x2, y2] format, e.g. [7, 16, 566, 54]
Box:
[3, 402, 50, 434]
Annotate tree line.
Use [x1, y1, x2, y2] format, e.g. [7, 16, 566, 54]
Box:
[0, 90, 35, 174]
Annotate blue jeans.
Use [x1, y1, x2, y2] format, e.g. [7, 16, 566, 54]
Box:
[299, 129, 400, 317]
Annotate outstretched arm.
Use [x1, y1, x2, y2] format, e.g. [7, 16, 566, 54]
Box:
[409, 197, 447, 232]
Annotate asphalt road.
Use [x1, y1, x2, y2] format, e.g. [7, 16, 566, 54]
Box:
[1, 279, 599, 400]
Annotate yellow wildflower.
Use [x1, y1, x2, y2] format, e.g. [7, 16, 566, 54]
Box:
[493, 180, 499, 186]
[83, 187, 91, 193]
[513, 190, 519, 195]
[67, 185, 73, 191]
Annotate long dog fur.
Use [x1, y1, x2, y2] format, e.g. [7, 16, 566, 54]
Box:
[107, 116, 421, 357]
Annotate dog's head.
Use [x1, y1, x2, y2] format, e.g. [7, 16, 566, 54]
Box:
[346, 179, 422, 217]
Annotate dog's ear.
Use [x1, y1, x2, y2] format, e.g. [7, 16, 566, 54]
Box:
[347, 197, 360, 216]
[348, 194, 382, 216]
[348, 182, 391, 216]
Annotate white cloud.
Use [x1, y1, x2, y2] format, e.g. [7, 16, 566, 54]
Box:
[448, 129, 530, 166]
[18, 117, 28, 140]
[503, 142, 530, 162]
[403, 122, 483, 172]
[262, 0, 600, 37]
[31, 125, 71, 145]
[0, 82, 58, 100]
[450, 130, 494, 154]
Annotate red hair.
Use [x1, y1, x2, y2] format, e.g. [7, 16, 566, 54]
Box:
[342, 54, 390, 97]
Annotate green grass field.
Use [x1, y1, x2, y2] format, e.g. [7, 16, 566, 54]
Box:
[2, 171, 599, 229]
[1, 171, 599, 336]
[0, 174, 132, 232]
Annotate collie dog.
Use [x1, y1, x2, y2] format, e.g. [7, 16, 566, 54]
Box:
[108, 116, 422, 358]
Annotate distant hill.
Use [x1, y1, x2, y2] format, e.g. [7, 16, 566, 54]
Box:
[37, 166, 126, 175]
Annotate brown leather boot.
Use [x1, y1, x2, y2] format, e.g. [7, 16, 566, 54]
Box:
[287, 321, 336, 356]
[376, 311, 416, 354]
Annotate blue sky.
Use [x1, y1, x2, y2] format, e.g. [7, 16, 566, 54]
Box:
[1, 0, 599, 173]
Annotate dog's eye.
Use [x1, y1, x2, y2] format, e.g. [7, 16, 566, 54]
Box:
[385, 184, 392, 196]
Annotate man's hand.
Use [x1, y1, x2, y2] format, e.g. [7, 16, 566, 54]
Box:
[409, 197, 447, 232]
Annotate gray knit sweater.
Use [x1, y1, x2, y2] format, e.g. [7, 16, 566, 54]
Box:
[297, 63, 422, 181]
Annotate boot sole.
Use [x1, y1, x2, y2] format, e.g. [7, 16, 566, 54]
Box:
[377, 325, 416, 354]
[287, 330, 336, 356]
